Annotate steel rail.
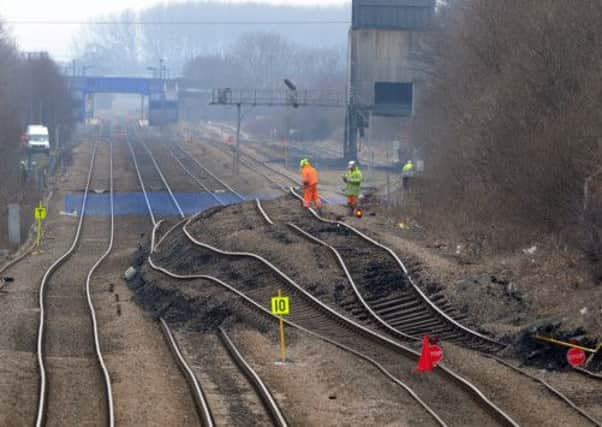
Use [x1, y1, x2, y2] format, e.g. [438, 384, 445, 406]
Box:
[155, 217, 190, 253]
[159, 318, 216, 427]
[85, 138, 116, 426]
[174, 144, 246, 200]
[136, 137, 185, 219]
[574, 367, 602, 380]
[147, 254, 447, 427]
[0, 243, 35, 276]
[164, 144, 229, 206]
[195, 133, 299, 187]
[195, 136, 336, 204]
[126, 137, 157, 226]
[126, 131, 220, 426]
[254, 178, 599, 424]
[35, 143, 99, 427]
[287, 222, 417, 341]
[197, 137, 289, 193]
[151, 217, 285, 427]
[181, 217, 519, 427]
[289, 187, 505, 350]
[256, 199, 275, 225]
[217, 327, 289, 427]
[490, 357, 601, 426]
[282, 192, 600, 424]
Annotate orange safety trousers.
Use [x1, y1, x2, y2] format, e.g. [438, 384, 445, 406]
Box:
[303, 184, 322, 208]
[347, 195, 358, 208]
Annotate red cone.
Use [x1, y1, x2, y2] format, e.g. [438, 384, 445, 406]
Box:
[417, 336, 434, 372]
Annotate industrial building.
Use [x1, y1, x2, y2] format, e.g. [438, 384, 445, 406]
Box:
[345, 0, 436, 161]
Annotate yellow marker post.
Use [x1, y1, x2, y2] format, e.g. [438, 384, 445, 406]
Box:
[34, 202, 47, 250]
[271, 289, 290, 363]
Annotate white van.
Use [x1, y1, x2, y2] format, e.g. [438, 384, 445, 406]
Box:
[26, 125, 50, 152]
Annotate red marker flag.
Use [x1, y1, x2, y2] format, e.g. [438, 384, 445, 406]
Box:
[417, 336, 434, 372]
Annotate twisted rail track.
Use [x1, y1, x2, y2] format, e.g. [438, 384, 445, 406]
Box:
[170, 213, 519, 426]
[167, 135, 602, 425]
[286, 189, 505, 353]
[129, 131, 287, 426]
[35, 140, 114, 426]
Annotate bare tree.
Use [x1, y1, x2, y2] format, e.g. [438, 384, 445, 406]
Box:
[411, 0, 602, 266]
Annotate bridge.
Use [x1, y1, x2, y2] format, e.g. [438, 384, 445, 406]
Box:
[67, 76, 179, 126]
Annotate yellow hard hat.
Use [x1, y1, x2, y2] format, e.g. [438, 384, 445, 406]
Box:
[299, 158, 309, 168]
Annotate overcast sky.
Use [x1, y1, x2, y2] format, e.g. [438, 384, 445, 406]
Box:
[0, 0, 349, 60]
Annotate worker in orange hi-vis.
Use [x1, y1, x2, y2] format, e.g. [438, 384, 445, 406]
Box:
[299, 158, 322, 210]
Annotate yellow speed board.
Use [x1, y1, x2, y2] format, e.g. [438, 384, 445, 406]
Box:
[35, 206, 47, 220]
[271, 296, 290, 315]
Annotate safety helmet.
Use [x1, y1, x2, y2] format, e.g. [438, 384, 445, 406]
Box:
[299, 158, 309, 168]
[348, 160, 356, 169]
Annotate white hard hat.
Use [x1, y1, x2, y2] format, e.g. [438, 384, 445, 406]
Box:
[348, 160, 356, 168]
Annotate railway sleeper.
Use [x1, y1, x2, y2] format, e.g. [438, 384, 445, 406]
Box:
[364, 295, 423, 309]
[395, 325, 455, 338]
[388, 311, 448, 327]
[391, 321, 450, 335]
[368, 299, 430, 314]
[376, 302, 440, 317]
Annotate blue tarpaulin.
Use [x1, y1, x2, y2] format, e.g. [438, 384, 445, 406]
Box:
[64, 192, 279, 216]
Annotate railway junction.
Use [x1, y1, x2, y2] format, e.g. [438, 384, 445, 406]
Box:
[0, 124, 599, 426]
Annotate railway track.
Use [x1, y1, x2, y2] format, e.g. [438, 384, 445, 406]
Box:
[162, 136, 602, 425]
[148, 217, 517, 426]
[176, 218, 519, 425]
[129, 130, 287, 426]
[283, 189, 505, 353]
[195, 137, 300, 193]
[35, 140, 114, 426]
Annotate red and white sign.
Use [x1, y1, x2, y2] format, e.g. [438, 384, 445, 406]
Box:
[417, 336, 443, 372]
[566, 348, 586, 367]
[430, 345, 443, 365]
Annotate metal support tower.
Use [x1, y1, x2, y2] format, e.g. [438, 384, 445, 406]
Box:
[210, 87, 346, 174]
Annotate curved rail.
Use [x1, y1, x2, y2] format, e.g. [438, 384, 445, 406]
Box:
[159, 318, 216, 427]
[128, 131, 213, 425]
[256, 196, 601, 426]
[289, 187, 505, 351]
[287, 222, 417, 341]
[256, 199, 275, 225]
[574, 366, 602, 380]
[36, 143, 99, 426]
[181, 217, 519, 426]
[148, 255, 447, 426]
[85, 139, 116, 426]
[490, 357, 601, 426]
[217, 327, 289, 427]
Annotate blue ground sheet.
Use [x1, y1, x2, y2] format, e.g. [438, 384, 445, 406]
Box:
[64, 192, 281, 216]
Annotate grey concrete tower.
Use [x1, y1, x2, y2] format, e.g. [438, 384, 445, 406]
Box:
[345, 0, 435, 160]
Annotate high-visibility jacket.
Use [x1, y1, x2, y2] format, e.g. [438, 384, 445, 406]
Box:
[344, 167, 363, 196]
[301, 164, 319, 187]
[402, 161, 415, 177]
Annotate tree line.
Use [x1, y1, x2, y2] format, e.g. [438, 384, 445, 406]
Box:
[73, 2, 349, 76]
[181, 31, 346, 140]
[411, 0, 602, 277]
[0, 20, 74, 245]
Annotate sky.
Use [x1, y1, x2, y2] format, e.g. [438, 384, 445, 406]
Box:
[0, 0, 349, 61]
